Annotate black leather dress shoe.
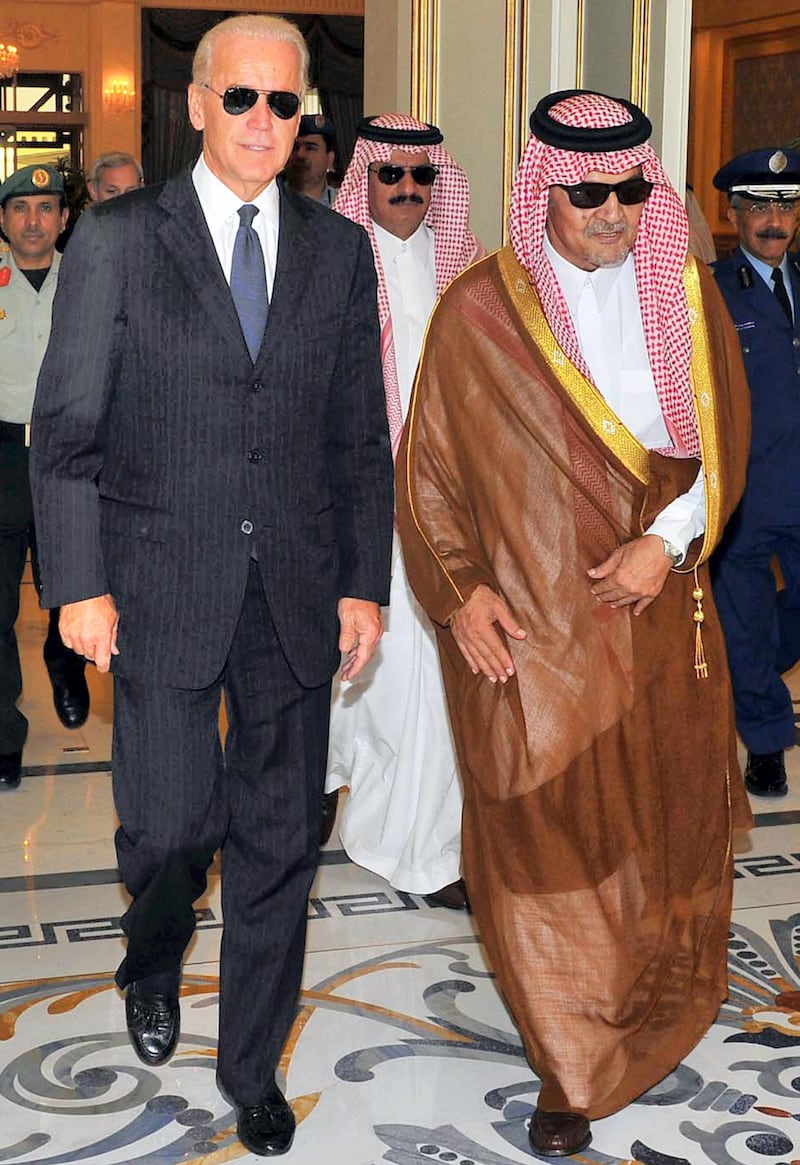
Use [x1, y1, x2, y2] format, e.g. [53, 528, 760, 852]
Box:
[319, 789, 339, 846]
[236, 1088, 296, 1156]
[125, 982, 180, 1065]
[529, 1108, 591, 1157]
[424, 878, 470, 911]
[45, 654, 90, 730]
[744, 750, 788, 797]
[0, 751, 22, 790]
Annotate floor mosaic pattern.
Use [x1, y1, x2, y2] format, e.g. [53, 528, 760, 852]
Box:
[3, 577, 800, 1162]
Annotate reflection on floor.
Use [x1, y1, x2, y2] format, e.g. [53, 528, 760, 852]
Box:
[3, 577, 800, 1164]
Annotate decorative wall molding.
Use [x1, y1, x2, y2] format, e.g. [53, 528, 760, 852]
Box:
[138, 0, 363, 11]
[410, 0, 438, 125]
[501, 0, 530, 244]
[631, 0, 650, 110]
[0, 20, 59, 51]
[689, 10, 800, 245]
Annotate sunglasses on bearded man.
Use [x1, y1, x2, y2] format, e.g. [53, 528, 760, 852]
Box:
[556, 177, 654, 209]
[367, 163, 439, 187]
[200, 83, 301, 120]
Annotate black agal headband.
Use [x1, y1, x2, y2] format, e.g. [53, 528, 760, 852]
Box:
[530, 90, 652, 152]
[356, 115, 444, 147]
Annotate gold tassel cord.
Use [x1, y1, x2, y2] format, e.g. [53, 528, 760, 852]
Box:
[692, 566, 708, 679]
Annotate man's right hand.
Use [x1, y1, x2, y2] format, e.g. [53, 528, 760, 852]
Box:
[59, 594, 119, 673]
[450, 583, 526, 683]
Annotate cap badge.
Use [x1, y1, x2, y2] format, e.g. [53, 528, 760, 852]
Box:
[313, 114, 325, 128]
[769, 150, 788, 174]
[32, 168, 51, 188]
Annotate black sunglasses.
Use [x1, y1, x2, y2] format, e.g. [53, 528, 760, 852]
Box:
[200, 83, 301, 120]
[368, 163, 439, 187]
[556, 177, 654, 209]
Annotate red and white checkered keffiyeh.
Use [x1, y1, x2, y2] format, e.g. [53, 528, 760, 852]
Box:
[510, 91, 697, 457]
[334, 113, 484, 453]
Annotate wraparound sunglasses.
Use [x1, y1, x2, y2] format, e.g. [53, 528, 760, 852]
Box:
[367, 163, 439, 186]
[556, 177, 654, 209]
[201, 83, 301, 120]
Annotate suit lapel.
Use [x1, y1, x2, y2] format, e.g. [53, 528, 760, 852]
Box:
[788, 253, 800, 332]
[738, 247, 795, 330]
[256, 183, 316, 369]
[156, 174, 251, 362]
[156, 174, 317, 368]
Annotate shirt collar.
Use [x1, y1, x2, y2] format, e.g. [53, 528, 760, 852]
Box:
[741, 245, 792, 289]
[192, 154, 280, 230]
[5, 247, 60, 283]
[372, 219, 433, 268]
[543, 230, 631, 315]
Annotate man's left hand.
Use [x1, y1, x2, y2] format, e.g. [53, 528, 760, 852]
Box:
[338, 598, 383, 680]
[587, 533, 674, 616]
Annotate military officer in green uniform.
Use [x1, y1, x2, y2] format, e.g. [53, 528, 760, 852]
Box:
[0, 163, 90, 788]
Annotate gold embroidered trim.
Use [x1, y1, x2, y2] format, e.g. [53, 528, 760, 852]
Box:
[679, 252, 722, 570]
[497, 247, 725, 679]
[497, 245, 651, 484]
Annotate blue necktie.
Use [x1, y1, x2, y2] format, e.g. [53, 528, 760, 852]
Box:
[230, 204, 269, 360]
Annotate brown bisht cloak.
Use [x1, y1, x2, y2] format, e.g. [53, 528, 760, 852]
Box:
[396, 247, 753, 1119]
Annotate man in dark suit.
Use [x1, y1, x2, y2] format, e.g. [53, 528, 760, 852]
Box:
[30, 13, 393, 1157]
[711, 147, 800, 799]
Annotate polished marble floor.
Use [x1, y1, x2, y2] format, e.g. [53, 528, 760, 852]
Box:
[3, 576, 800, 1164]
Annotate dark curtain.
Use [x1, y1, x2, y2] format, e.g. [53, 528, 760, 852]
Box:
[295, 16, 363, 179]
[141, 9, 363, 185]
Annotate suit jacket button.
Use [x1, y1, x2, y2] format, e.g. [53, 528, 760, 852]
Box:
[247, 449, 262, 463]
[252, 380, 263, 392]
[241, 520, 254, 535]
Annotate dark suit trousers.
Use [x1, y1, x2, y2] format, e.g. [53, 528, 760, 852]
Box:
[112, 560, 332, 1104]
[0, 433, 31, 753]
[0, 427, 81, 754]
[712, 519, 800, 753]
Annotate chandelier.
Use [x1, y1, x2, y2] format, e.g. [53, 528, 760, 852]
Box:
[0, 42, 18, 79]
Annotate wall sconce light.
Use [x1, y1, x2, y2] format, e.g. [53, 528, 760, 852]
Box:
[0, 42, 19, 79]
[104, 80, 136, 115]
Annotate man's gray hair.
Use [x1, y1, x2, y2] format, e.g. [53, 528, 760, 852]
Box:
[192, 15, 309, 98]
[89, 152, 144, 184]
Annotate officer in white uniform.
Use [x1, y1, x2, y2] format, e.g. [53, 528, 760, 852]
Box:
[0, 163, 90, 788]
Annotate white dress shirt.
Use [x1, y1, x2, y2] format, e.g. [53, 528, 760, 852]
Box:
[373, 220, 437, 412]
[192, 155, 279, 298]
[544, 232, 705, 560]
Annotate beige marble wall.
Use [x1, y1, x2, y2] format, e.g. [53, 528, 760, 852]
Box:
[362, 0, 692, 250]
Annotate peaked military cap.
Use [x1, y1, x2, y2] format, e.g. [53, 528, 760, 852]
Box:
[713, 147, 800, 201]
[297, 114, 335, 149]
[0, 163, 64, 206]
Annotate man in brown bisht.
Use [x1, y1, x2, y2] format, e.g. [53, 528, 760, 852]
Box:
[396, 88, 753, 1157]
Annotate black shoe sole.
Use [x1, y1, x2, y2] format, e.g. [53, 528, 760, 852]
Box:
[744, 779, 788, 798]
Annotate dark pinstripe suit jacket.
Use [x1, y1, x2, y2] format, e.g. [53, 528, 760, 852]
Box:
[30, 173, 393, 689]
